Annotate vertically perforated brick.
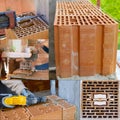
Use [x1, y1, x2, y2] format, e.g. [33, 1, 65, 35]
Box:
[27, 103, 63, 120]
[59, 25, 73, 77]
[54, 1, 118, 78]
[47, 95, 76, 120]
[81, 80, 119, 120]
[102, 25, 118, 75]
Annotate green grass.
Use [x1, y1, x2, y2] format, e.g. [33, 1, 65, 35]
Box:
[118, 33, 120, 49]
[90, 0, 120, 49]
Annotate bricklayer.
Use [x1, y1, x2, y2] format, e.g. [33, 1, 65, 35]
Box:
[0, 95, 76, 120]
[54, 1, 118, 77]
[81, 80, 120, 120]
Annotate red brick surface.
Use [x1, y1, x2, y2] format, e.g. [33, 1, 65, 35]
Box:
[27, 103, 62, 120]
[0, 95, 76, 120]
[13, 13, 49, 39]
[0, 0, 35, 15]
[81, 80, 119, 119]
[47, 95, 76, 120]
[54, 0, 118, 78]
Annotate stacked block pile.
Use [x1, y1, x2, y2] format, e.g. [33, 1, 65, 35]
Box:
[54, 0, 118, 78]
[6, 12, 49, 39]
[0, 95, 76, 120]
[81, 80, 120, 120]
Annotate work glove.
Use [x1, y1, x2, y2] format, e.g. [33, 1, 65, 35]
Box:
[21, 89, 47, 106]
[0, 94, 15, 108]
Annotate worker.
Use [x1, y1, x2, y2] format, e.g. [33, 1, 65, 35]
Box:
[0, 80, 47, 109]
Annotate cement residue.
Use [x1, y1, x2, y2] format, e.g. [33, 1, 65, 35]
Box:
[57, 73, 117, 80]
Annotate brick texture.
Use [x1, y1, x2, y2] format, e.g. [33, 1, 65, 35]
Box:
[54, 0, 118, 78]
[81, 80, 120, 120]
[14, 13, 48, 38]
[0, 95, 76, 120]
[5, 12, 49, 40]
[47, 95, 76, 120]
[0, 0, 35, 15]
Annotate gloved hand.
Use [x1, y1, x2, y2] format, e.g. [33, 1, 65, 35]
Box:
[0, 89, 47, 109]
[1, 94, 15, 108]
[21, 89, 47, 106]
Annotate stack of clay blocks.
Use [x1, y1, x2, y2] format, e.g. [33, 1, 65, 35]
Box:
[0, 95, 76, 120]
[20, 61, 32, 70]
[14, 14, 49, 38]
[54, 0, 118, 78]
[81, 80, 120, 120]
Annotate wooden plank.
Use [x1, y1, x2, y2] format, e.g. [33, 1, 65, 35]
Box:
[9, 70, 49, 80]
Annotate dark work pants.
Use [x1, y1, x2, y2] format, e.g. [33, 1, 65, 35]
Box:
[0, 81, 16, 109]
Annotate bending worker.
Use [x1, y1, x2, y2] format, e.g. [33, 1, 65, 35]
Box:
[0, 80, 47, 109]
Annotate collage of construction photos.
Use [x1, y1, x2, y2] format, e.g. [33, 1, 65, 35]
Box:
[0, 0, 120, 120]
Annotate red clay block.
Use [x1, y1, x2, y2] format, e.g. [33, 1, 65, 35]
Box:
[1, 95, 75, 120]
[27, 103, 63, 120]
[54, 1, 118, 78]
[57, 100, 76, 120]
[81, 80, 119, 119]
[1, 107, 30, 120]
[47, 95, 76, 120]
[59, 26, 73, 77]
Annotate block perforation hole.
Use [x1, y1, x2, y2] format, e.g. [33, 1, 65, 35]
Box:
[82, 80, 119, 119]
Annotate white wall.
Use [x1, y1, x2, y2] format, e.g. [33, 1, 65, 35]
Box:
[35, 0, 49, 22]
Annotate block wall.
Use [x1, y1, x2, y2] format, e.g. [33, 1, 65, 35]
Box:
[54, 0, 118, 78]
[0, 95, 76, 120]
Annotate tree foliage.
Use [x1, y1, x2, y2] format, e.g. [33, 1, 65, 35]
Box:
[90, 0, 120, 23]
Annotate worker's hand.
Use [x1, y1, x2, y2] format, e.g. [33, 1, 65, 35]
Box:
[21, 89, 47, 106]
[1, 94, 15, 108]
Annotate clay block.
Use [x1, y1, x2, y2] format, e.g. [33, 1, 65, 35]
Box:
[6, 13, 49, 40]
[59, 25, 73, 77]
[27, 103, 62, 120]
[57, 100, 76, 120]
[0, 95, 76, 120]
[1, 107, 30, 120]
[81, 80, 119, 119]
[47, 95, 76, 120]
[54, 1, 118, 78]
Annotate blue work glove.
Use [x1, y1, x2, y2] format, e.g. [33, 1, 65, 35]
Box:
[21, 89, 47, 106]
